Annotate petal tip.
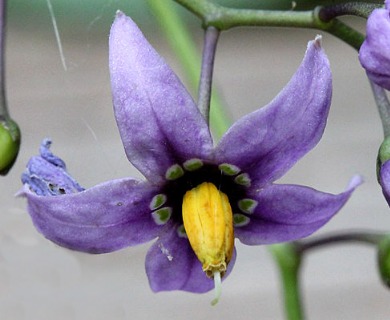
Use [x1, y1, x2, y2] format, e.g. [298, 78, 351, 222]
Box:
[15, 186, 26, 198]
[113, 10, 129, 26]
[308, 34, 322, 50]
[347, 174, 364, 190]
[314, 34, 322, 46]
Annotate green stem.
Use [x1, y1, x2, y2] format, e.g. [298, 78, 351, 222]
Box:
[270, 230, 385, 319]
[0, 0, 20, 175]
[369, 80, 390, 138]
[146, 0, 230, 138]
[314, 5, 366, 51]
[318, 2, 382, 20]
[316, 16, 365, 50]
[173, 0, 365, 50]
[270, 244, 304, 320]
[174, 0, 316, 29]
[295, 230, 385, 254]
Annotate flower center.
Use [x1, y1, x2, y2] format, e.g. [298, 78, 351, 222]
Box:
[182, 182, 234, 304]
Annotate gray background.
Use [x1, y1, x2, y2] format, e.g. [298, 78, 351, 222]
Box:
[1, 1, 390, 319]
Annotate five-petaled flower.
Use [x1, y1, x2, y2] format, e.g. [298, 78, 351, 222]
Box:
[359, 0, 390, 90]
[20, 11, 361, 300]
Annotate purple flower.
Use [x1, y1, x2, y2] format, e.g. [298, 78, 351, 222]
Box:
[20, 12, 361, 296]
[359, 1, 390, 90]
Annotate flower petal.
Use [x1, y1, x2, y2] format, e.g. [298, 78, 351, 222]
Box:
[215, 36, 332, 186]
[21, 139, 84, 196]
[109, 12, 213, 184]
[20, 178, 162, 253]
[145, 223, 236, 293]
[359, 8, 390, 90]
[235, 176, 362, 245]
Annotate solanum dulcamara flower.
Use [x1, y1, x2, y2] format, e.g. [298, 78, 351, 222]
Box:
[20, 11, 362, 302]
[359, 0, 390, 90]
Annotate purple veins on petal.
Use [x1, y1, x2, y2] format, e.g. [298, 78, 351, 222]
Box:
[215, 36, 332, 187]
[109, 11, 213, 184]
[21, 177, 162, 253]
[235, 175, 363, 245]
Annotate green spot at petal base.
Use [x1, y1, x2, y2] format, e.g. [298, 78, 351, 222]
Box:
[177, 224, 188, 238]
[238, 198, 258, 214]
[149, 194, 167, 210]
[219, 163, 241, 176]
[234, 173, 251, 187]
[152, 207, 172, 225]
[165, 164, 184, 180]
[233, 214, 250, 227]
[183, 158, 203, 171]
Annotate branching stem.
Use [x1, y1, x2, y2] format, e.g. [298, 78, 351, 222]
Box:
[173, 0, 365, 50]
[295, 230, 385, 254]
[318, 2, 382, 20]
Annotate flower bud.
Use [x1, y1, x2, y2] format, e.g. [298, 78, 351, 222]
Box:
[377, 137, 390, 204]
[0, 118, 21, 175]
[359, 3, 390, 90]
[378, 235, 390, 287]
[377, 136, 390, 175]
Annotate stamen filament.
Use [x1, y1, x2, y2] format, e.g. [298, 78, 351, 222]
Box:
[211, 271, 222, 306]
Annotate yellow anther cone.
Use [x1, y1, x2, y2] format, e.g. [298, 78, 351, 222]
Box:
[182, 182, 234, 278]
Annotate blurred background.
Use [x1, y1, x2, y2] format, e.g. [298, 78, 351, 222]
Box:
[1, 0, 390, 319]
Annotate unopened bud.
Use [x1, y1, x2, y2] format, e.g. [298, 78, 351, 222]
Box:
[377, 138, 390, 204]
[377, 137, 390, 179]
[0, 118, 21, 175]
[378, 236, 390, 288]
